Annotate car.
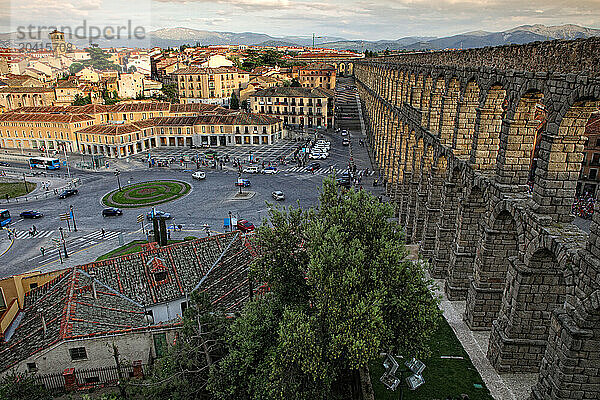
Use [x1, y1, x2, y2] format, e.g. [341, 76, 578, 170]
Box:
[243, 166, 260, 174]
[236, 178, 251, 187]
[341, 130, 348, 136]
[313, 145, 330, 152]
[20, 210, 43, 219]
[272, 191, 285, 201]
[336, 176, 352, 188]
[0, 161, 9, 166]
[102, 207, 123, 217]
[305, 162, 321, 172]
[236, 219, 255, 233]
[342, 139, 350, 146]
[192, 171, 206, 180]
[262, 166, 278, 174]
[58, 189, 78, 199]
[146, 210, 172, 220]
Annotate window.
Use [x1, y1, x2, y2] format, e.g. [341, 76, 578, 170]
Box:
[26, 362, 37, 372]
[69, 347, 87, 361]
[29, 283, 38, 290]
[0, 288, 6, 310]
[595, 137, 600, 147]
[154, 271, 167, 283]
[154, 333, 167, 358]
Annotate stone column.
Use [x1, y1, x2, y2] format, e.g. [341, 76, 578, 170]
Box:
[421, 162, 445, 268]
[411, 152, 431, 244]
[487, 254, 566, 373]
[431, 177, 460, 278]
[439, 92, 458, 147]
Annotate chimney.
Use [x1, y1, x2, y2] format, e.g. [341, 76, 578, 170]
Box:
[89, 270, 97, 299]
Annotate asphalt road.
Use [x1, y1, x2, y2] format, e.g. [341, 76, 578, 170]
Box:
[0, 128, 366, 278]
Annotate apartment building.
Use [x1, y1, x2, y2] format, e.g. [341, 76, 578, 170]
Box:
[578, 115, 600, 196]
[249, 87, 334, 129]
[0, 87, 56, 110]
[173, 66, 250, 106]
[297, 63, 337, 90]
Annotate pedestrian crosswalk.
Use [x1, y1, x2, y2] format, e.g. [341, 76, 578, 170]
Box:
[283, 166, 376, 176]
[14, 230, 55, 240]
[33, 230, 121, 265]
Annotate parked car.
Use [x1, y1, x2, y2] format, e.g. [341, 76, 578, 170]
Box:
[146, 210, 172, 220]
[20, 210, 43, 219]
[272, 191, 285, 201]
[58, 189, 78, 199]
[102, 207, 123, 217]
[342, 139, 350, 146]
[0, 161, 9, 166]
[236, 219, 255, 233]
[262, 166, 278, 174]
[305, 162, 321, 172]
[236, 178, 251, 187]
[192, 171, 206, 180]
[341, 130, 349, 136]
[243, 166, 260, 174]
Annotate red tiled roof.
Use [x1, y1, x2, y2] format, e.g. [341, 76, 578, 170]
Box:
[0, 113, 94, 123]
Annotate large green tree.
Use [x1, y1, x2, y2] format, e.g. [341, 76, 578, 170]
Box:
[0, 371, 52, 400]
[209, 180, 441, 399]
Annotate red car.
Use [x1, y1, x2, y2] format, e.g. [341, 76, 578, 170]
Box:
[236, 219, 255, 233]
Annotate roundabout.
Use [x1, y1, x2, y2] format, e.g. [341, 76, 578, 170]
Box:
[102, 180, 191, 208]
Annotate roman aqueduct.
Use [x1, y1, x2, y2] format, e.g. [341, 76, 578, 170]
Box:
[354, 38, 600, 399]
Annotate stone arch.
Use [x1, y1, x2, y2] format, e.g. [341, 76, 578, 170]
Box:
[427, 77, 445, 136]
[439, 77, 460, 146]
[532, 96, 599, 222]
[453, 79, 480, 157]
[420, 75, 433, 128]
[404, 135, 424, 242]
[423, 152, 449, 272]
[495, 89, 544, 188]
[470, 83, 507, 170]
[488, 247, 567, 372]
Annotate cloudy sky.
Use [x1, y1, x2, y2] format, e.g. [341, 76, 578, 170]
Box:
[2, 0, 600, 40]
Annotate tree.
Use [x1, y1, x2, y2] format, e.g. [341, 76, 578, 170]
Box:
[72, 94, 91, 106]
[161, 83, 178, 104]
[290, 78, 301, 87]
[69, 62, 85, 75]
[230, 92, 239, 110]
[209, 180, 440, 399]
[0, 370, 52, 400]
[128, 65, 137, 74]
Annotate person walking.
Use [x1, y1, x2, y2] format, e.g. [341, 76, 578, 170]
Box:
[101, 228, 105, 239]
[40, 247, 45, 256]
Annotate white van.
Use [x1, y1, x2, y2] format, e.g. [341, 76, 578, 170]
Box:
[243, 166, 260, 174]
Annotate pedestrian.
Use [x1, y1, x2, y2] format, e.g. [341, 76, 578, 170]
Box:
[101, 228, 105, 239]
[40, 247, 45, 256]
[167, 230, 171, 240]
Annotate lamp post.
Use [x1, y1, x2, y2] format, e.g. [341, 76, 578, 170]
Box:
[59, 227, 68, 258]
[228, 211, 233, 232]
[62, 143, 71, 179]
[115, 170, 122, 191]
[70, 205, 77, 232]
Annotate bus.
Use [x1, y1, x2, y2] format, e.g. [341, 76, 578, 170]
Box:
[29, 157, 60, 170]
[0, 210, 11, 227]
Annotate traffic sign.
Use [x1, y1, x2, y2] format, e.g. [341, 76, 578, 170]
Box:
[137, 214, 144, 223]
[60, 213, 71, 221]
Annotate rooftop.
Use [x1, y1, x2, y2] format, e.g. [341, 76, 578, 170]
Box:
[250, 86, 333, 99]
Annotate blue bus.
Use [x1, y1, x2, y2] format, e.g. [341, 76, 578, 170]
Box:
[0, 210, 11, 227]
[29, 157, 60, 170]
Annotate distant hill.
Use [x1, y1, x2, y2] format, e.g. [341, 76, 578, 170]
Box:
[0, 24, 598, 50]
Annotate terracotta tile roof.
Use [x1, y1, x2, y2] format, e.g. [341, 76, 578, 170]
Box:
[0, 232, 256, 372]
[169, 103, 223, 114]
[0, 113, 94, 123]
[172, 66, 244, 75]
[586, 114, 600, 135]
[110, 102, 172, 113]
[76, 123, 142, 135]
[0, 87, 54, 93]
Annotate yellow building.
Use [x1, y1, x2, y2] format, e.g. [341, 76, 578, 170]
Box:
[298, 63, 337, 90]
[173, 66, 250, 106]
[0, 269, 66, 340]
[249, 87, 334, 129]
[0, 87, 56, 110]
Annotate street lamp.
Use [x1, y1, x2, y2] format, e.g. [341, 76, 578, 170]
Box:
[59, 227, 69, 258]
[228, 211, 233, 232]
[115, 170, 122, 191]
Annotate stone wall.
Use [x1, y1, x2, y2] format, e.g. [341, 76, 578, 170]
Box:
[355, 37, 600, 400]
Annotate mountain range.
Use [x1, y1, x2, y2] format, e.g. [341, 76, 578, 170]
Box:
[0, 24, 598, 51]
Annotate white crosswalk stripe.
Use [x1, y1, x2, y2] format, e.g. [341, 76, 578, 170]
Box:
[14, 230, 54, 240]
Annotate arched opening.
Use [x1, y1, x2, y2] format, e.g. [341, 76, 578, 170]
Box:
[433, 166, 462, 280]
[439, 78, 460, 147]
[412, 144, 434, 244]
[465, 209, 518, 330]
[532, 97, 599, 222]
[573, 108, 600, 220]
[488, 248, 566, 372]
[421, 76, 433, 128]
[495, 89, 544, 189]
[422, 154, 448, 274]
[405, 137, 424, 242]
[427, 78, 445, 136]
[470, 83, 507, 170]
[454, 79, 480, 157]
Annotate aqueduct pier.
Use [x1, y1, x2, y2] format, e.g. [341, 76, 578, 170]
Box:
[354, 38, 600, 400]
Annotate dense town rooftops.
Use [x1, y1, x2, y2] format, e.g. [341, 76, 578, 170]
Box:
[0, 232, 255, 372]
[172, 66, 250, 75]
[0, 113, 94, 123]
[10, 102, 234, 116]
[250, 87, 333, 99]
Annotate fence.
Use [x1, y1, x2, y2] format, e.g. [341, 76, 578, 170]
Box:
[34, 363, 147, 393]
[0, 173, 81, 205]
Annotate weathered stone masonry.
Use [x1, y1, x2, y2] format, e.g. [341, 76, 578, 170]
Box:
[355, 37, 600, 400]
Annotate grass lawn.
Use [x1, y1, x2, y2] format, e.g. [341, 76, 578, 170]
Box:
[0, 182, 35, 199]
[102, 180, 191, 208]
[372, 317, 493, 400]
